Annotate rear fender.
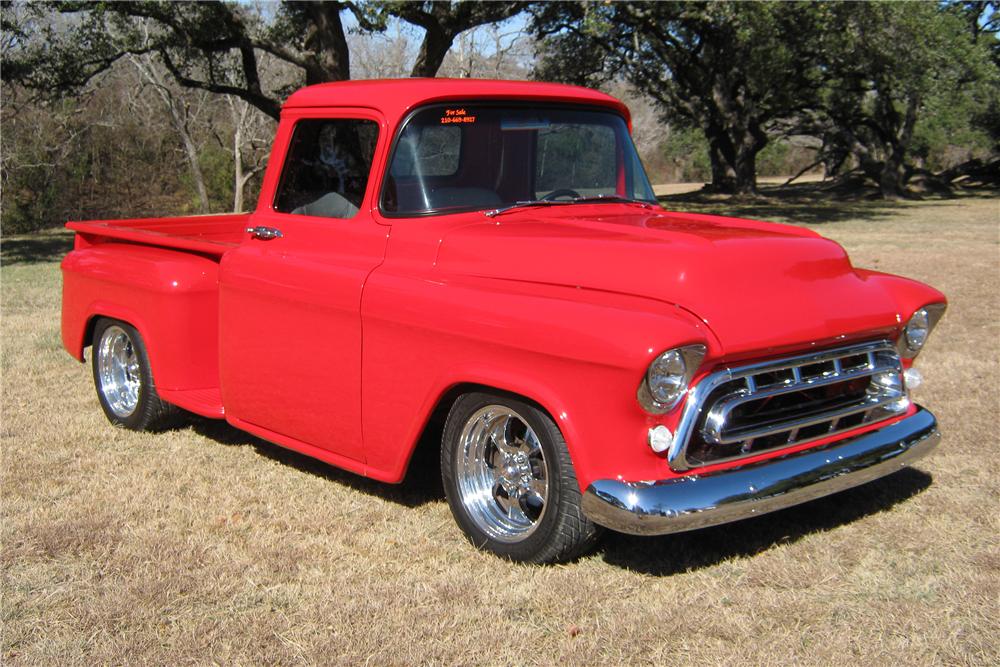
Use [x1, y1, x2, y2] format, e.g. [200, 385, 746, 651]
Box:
[61, 243, 220, 391]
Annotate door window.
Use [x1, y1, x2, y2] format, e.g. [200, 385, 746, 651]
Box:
[274, 119, 379, 219]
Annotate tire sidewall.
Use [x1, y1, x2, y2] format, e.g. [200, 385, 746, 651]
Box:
[441, 392, 572, 562]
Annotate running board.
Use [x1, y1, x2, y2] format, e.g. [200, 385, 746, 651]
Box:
[159, 387, 225, 418]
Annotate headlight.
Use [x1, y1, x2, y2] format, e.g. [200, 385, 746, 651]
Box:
[898, 303, 946, 358]
[638, 344, 706, 413]
[904, 309, 930, 351]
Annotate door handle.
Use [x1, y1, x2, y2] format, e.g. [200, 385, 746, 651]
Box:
[246, 226, 283, 240]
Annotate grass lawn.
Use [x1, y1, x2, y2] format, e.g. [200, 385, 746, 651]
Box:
[2, 192, 998, 664]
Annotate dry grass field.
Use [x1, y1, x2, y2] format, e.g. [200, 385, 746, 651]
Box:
[2, 192, 999, 665]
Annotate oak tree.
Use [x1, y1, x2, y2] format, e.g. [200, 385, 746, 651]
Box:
[533, 1, 824, 195]
[2, 1, 532, 120]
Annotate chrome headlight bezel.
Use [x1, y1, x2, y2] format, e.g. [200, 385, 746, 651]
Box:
[897, 303, 946, 359]
[638, 344, 706, 414]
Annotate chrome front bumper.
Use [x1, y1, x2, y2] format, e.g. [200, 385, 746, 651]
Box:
[582, 408, 940, 536]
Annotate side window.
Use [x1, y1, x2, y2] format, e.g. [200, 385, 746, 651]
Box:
[274, 119, 379, 219]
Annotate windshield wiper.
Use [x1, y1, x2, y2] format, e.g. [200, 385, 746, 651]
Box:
[569, 194, 658, 208]
[484, 199, 573, 218]
[484, 194, 659, 218]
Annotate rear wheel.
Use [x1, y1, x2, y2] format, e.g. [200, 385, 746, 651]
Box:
[91, 318, 180, 431]
[441, 392, 601, 563]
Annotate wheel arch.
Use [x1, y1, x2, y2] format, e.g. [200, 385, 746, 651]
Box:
[77, 305, 158, 371]
[379, 375, 581, 486]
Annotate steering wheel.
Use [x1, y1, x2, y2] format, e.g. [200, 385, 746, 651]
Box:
[540, 188, 581, 201]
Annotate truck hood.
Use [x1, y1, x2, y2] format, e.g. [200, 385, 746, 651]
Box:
[433, 207, 902, 356]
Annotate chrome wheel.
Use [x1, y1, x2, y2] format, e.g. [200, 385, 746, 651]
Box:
[457, 405, 549, 542]
[96, 325, 141, 418]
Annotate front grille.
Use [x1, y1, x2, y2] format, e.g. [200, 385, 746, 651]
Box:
[672, 341, 909, 469]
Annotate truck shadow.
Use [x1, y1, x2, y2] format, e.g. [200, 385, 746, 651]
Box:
[188, 417, 444, 508]
[598, 467, 932, 575]
[190, 416, 933, 572]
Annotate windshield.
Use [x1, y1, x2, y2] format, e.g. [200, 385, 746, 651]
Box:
[381, 105, 657, 216]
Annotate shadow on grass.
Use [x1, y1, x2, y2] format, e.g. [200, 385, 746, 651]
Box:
[599, 467, 932, 575]
[188, 415, 933, 574]
[1, 231, 74, 265]
[189, 417, 444, 508]
[657, 182, 999, 225]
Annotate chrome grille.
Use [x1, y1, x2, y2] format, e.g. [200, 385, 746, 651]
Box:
[668, 341, 909, 470]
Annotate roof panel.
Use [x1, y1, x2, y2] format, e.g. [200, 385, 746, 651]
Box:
[282, 78, 630, 125]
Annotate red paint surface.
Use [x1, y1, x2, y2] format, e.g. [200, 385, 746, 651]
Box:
[60, 80, 946, 489]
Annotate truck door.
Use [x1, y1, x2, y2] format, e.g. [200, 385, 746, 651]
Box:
[218, 110, 389, 465]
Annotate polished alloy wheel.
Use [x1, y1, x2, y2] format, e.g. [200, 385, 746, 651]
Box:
[456, 405, 549, 542]
[96, 325, 141, 418]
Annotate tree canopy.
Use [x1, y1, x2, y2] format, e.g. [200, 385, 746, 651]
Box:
[533, 1, 825, 195]
[1, 0, 996, 234]
[531, 0, 998, 197]
[2, 1, 530, 120]
[808, 2, 997, 197]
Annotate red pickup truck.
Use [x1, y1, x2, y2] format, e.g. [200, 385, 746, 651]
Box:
[62, 79, 946, 563]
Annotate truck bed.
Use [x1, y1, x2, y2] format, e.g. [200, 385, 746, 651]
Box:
[67, 213, 250, 257]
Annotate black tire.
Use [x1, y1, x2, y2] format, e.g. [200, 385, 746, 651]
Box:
[91, 317, 181, 431]
[441, 392, 602, 563]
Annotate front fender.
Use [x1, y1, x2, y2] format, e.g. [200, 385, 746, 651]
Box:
[360, 271, 715, 488]
[855, 268, 948, 326]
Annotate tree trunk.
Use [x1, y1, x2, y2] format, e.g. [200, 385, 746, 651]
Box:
[732, 148, 758, 195]
[705, 134, 736, 193]
[732, 123, 767, 195]
[411, 27, 454, 77]
[877, 94, 920, 199]
[130, 56, 210, 212]
[702, 76, 765, 196]
[233, 114, 245, 213]
[706, 139, 736, 194]
[878, 151, 907, 199]
[302, 3, 351, 82]
[227, 96, 266, 212]
[703, 123, 763, 195]
[178, 125, 210, 213]
[398, 3, 527, 78]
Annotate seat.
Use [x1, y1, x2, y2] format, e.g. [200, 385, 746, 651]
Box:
[291, 191, 359, 219]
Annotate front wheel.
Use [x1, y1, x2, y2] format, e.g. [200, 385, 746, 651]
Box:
[91, 318, 180, 431]
[441, 392, 601, 563]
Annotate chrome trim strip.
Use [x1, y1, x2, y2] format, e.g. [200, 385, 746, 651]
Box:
[582, 407, 939, 536]
[667, 340, 898, 471]
[715, 393, 903, 444]
[708, 360, 890, 422]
